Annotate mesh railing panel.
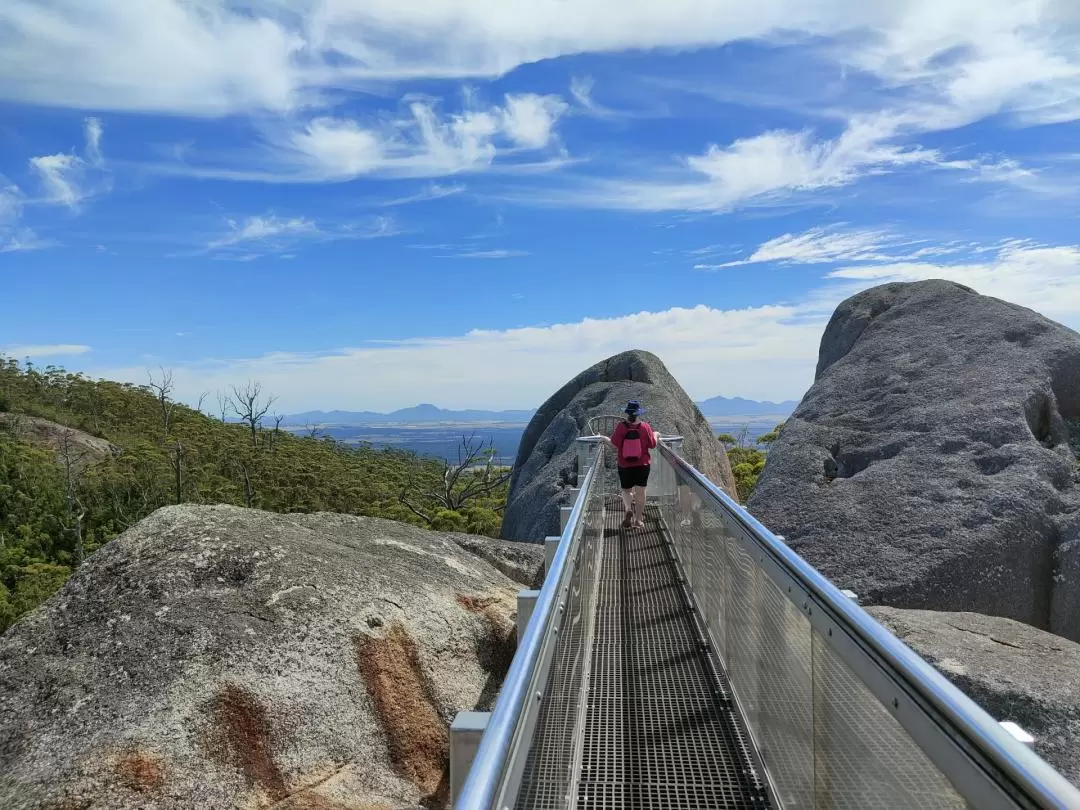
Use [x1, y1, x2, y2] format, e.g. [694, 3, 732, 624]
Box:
[811, 633, 968, 809]
[650, 450, 972, 810]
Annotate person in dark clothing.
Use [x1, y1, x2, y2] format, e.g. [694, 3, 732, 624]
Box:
[600, 400, 658, 529]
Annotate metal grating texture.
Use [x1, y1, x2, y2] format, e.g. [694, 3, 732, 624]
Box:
[573, 496, 773, 809]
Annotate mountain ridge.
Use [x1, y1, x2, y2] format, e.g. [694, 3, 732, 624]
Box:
[281, 395, 798, 425]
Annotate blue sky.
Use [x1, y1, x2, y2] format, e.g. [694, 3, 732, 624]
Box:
[3, 1, 1080, 412]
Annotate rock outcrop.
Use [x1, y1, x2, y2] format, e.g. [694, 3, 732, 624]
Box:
[868, 607, 1080, 786]
[501, 350, 736, 542]
[0, 504, 544, 810]
[0, 413, 120, 468]
[748, 280, 1080, 640]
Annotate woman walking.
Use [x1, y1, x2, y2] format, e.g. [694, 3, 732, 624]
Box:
[602, 400, 658, 529]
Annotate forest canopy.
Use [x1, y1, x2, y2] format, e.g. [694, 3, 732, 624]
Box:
[0, 358, 508, 631]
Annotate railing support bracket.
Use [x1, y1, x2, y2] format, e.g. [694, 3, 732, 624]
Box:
[450, 711, 490, 804]
[517, 589, 540, 645]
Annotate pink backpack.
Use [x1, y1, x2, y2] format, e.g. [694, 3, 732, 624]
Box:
[622, 421, 643, 462]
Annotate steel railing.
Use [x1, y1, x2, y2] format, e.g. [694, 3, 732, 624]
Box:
[651, 442, 1080, 810]
[456, 438, 605, 809]
[456, 435, 1080, 809]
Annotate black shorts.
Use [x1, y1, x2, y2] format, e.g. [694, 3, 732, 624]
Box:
[618, 465, 651, 490]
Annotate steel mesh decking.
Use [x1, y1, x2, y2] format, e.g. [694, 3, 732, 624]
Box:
[517, 496, 772, 809]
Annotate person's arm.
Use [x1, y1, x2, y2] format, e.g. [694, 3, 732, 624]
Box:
[647, 422, 659, 447]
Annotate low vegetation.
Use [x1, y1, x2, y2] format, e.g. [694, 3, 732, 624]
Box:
[0, 358, 508, 631]
[718, 423, 784, 502]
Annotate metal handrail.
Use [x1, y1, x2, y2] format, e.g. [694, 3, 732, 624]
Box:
[455, 442, 602, 809]
[656, 443, 1080, 809]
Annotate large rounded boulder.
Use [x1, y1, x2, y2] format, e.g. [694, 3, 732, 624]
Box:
[501, 349, 736, 542]
[868, 606, 1080, 787]
[748, 280, 1080, 641]
[0, 504, 544, 809]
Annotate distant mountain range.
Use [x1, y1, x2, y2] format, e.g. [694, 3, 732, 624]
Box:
[695, 395, 799, 417]
[281, 396, 797, 426]
[280, 404, 536, 426]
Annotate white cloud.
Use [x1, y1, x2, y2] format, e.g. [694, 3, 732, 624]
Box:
[30, 154, 86, 208]
[154, 92, 571, 183]
[542, 117, 949, 212]
[0, 184, 51, 253]
[88, 303, 825, 412]
[28, 118, 109, 209]
[281, 93, 568, 180]
[700, 226, 973, 269]
[80, 228, 1080, 412]
[2, 0, 1077, 136]
[85, 117, 104, 166]
[382, 183, 465, 206]
[0, 227, 51, 253]
[0, 0, 305, 117]
[500, 94, 569, 148]
[3, 344, 91, 358]
[701, 228, 894, 268]
[208, 215, 316, 249]
[826, 241, 1080, 324]
[195, 212, 400, 259]
[440, 249, 529, 259]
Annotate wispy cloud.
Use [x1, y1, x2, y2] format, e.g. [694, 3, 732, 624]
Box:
[533, 109, 1050, 213]
[155, 92, 572, 184]
[696, 227, 973, 269]
[3, 344, 92, 358]
[2, 1, 1076, 143]
[192, 213, 401, 260]
[0, 184, 51, 253]
[438, 249, 530, 259]
[28, 118, 110, 210]
[381, 183, 465, 206]
[208, 216, 316, 250]
[85, 117, 104, 166]
[0, 227, 52, 254]
[825, 240, 1080, 323]
[81, 227, 1080, 411]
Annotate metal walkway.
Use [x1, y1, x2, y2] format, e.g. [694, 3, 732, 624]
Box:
[579, 500, 769, 808]
[517, 500, 769, 809]
[455, 439, 1080, 810]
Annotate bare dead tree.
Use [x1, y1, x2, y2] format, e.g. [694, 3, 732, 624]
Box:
[399, 433, 512, 523]
[268, 413, 284, 453]
[172, 439, 185, 504]
[305, 423, 322, 439]
[229, 381, 276, 449]
[147, 368, 178, 440]
[196, 390, 210, 416]
[239, 457, 255, 507]
[58, 429, 88, 565]
[216, 390, 231, 424]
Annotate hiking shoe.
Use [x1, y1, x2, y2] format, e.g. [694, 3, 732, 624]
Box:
[621, 512, 633, 529]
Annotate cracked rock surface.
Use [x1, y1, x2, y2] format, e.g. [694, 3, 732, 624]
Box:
[0, 504, 544, 809]
[501, 349, 736, 542]
[748, 280, 1080, 641]
[869, 606, 1080, 786]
